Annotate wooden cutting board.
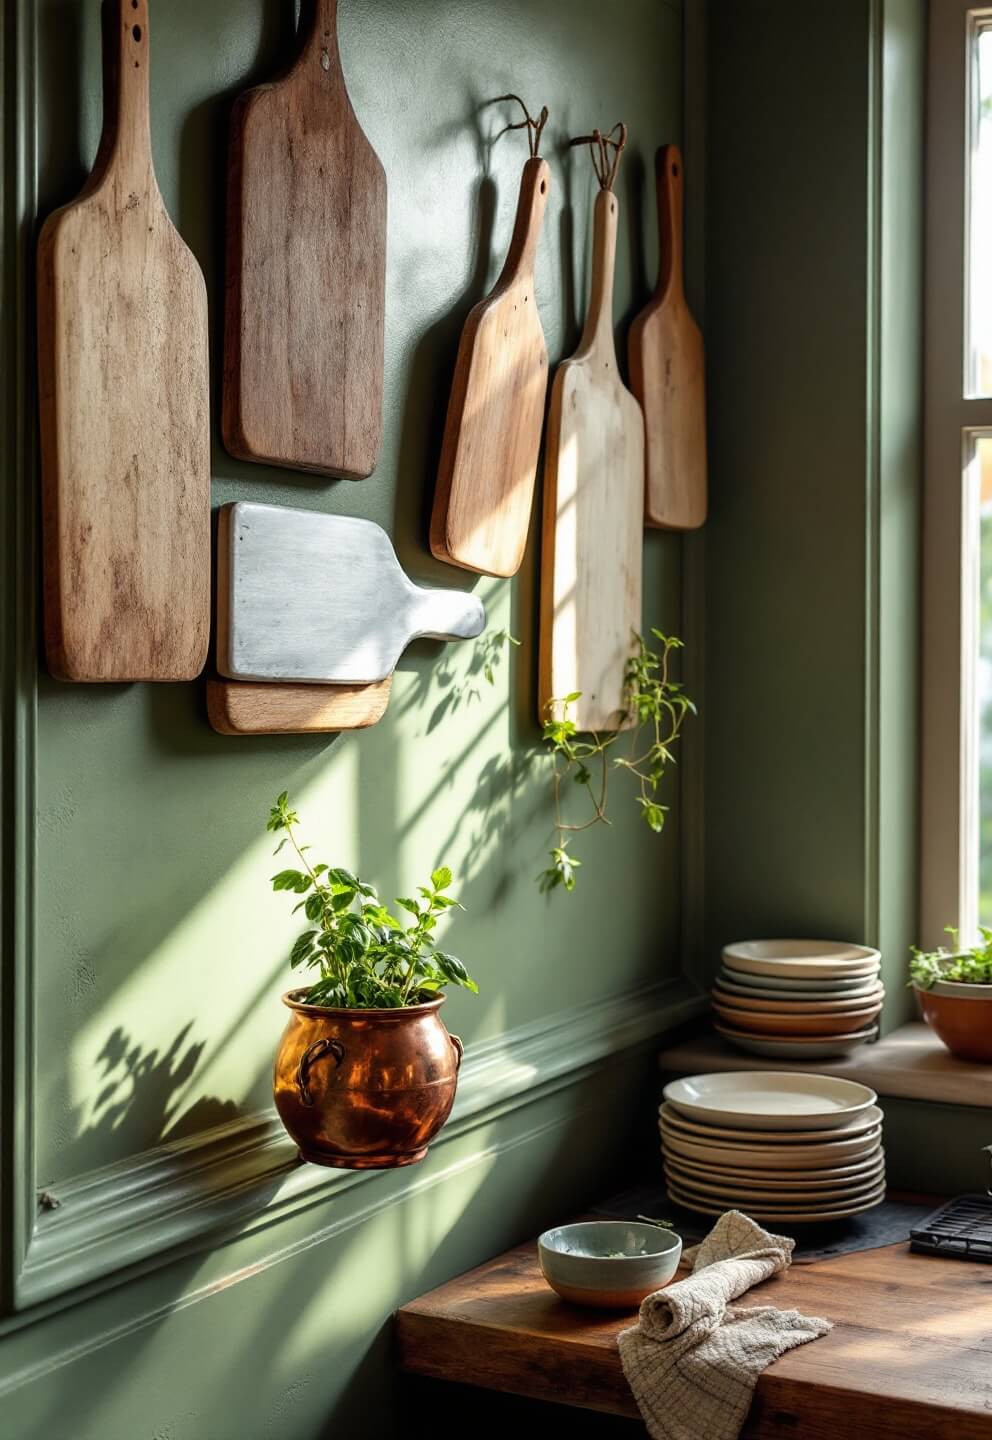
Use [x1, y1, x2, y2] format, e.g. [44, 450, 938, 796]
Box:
[206, 677, 391, 735]
[223, 0, 386, 479]
[216, 503, 485, 685]
[539, 188, 644, 732]
[430, 156, 550, 577]
[628, 145, 706, 529]
[36, 0, 210, 683]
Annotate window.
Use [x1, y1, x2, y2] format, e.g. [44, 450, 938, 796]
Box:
[922, 3, 992, 944]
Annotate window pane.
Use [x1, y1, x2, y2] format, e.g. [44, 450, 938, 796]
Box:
[968, 17, 992, 396]
[977, 436, 992, 923]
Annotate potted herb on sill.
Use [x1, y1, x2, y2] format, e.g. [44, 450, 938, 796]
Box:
[909, 930, 992, 1064]
[267, 793, 477, 1169]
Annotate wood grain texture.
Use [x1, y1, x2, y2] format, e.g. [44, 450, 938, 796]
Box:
[539, 188, 644, 732]
[36, 0, 210, 683]
[430, 157, 550, 577]
[628, 145, 707, 530]
[223, 0, 386, 479]
[206, 677, 391, 735]
[397, 1227, 992, 1438]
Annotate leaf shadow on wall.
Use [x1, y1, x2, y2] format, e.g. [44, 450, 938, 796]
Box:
[41, 1020, 245, 1189]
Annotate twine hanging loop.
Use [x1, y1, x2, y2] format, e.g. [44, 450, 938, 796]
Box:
[569, 122, 627, 191]
[490, 93, 550, 158]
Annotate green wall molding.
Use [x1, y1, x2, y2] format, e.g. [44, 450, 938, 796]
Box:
[10, 977, 704, 1318]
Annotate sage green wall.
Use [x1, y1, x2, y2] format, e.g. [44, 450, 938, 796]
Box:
[33, 0, 684, 1184]
[701, 0, 923, 1026]
[1, 1, 689, 1435]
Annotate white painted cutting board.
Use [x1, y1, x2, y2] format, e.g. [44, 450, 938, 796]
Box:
[216, 503, 486, 684]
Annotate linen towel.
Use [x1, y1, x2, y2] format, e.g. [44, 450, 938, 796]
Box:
[618, 1211, 831, 1440]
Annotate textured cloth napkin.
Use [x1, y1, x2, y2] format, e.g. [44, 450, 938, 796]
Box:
[618, 1211, 832, 1440]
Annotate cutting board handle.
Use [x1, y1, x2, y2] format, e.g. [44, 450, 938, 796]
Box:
[655, 144, 684, 303]
[498, 157, 551, 285]
[99, 0, 154, 186]
[297, 0, 343, 82]
[409, 586, 486, 644]
[579, 188, 620, 364]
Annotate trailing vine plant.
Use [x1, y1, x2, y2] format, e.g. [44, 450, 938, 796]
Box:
[538, 629, 695, 895]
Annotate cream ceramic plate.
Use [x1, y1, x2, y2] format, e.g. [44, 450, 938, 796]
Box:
[714, 1022, 878, 1058]
[711, 1003, 883, 1037]
[664, 1149, 886, 1188]
[667, 1180, 887, 1224]
[712, 983, 884, 1014]
[658, 1101, 884, 1146]
[664, 1071, 878, 1130]
[722, 940, 881, 980]
[718, 969, 879, 994]
[661, 1127, 882, 1169]
[664, 1164, 885, 1207]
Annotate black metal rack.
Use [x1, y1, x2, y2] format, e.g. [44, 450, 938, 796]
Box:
[910, 1193, 992, 1262]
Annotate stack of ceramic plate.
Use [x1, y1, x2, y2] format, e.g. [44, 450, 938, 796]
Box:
[660, 1072, 885, 1223]
[712, 940, 883, 1059]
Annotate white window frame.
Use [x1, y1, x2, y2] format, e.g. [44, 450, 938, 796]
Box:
[922, 0, 992, 945]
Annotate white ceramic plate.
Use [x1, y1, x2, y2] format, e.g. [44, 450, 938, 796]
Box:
[663, 1071, 878, 1130]
[718, 969, 879, 994]
[667, 1180, 887, 1224]
[711, 983, 884, 1014]
[660, 1128, 882, 1170]
[658, 1101, 884, 1146]
[664, 1164, 885, 1207]
[664, 1149, 886, 1188]
[714, 1022, 878, 1058]
[722, 939, 881, 980]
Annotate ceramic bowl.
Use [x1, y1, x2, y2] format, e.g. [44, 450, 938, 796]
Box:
[537, 1221, 682, 1309]
[913, 982, 992, 1063]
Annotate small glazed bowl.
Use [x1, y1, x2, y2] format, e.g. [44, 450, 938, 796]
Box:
[538, 1221, 682, 1309]
[914, 981, 992, 1063]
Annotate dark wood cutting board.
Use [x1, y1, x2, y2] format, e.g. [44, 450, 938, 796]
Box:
[223, 0, 386, 479]
[37, 0, 211, 682]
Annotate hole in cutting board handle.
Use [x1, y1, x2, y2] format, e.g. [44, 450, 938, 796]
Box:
[132, 23, 142, 41]
[540, 179, 546, 194]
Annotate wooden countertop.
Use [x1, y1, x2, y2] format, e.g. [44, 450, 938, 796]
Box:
[397, 1229, 992, 1438]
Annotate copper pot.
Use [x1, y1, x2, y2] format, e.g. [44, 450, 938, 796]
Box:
[273, 990, 464, 1169]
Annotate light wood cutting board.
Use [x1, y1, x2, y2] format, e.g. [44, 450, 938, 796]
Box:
[223, 0, 386, 479]
[539, 188, 644, 732]
[430, 156, 550, 577]
[216, 503, 485, 685]
[628, 145, 706, 529]
[37, 0, 210, 683]
[206, 677, 391, 735]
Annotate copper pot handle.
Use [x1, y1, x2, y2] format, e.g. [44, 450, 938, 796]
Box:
[296, 1037, 344, 1106]
[450, 1034, 464, 1069]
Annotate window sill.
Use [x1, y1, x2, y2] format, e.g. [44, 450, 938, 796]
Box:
[658, 1023, 992, 1109]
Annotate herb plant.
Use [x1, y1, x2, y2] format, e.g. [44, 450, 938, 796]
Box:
[267, 793, 478, 1009]
[539, 629, 694, 895]
[909, 928, 992, 989]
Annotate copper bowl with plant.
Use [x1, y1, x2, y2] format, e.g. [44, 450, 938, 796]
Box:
[267, 793, 477, 1169]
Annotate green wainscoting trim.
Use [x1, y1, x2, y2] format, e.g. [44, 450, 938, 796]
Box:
[15, 978, 704, 1315]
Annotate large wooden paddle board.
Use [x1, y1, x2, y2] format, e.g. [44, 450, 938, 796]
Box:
[37, 0, 210, 682]
[430, 157, 550, 577]
[628, 145, 706, 529]
[223, 0, 386, 478]
[539, 187, 644, 732]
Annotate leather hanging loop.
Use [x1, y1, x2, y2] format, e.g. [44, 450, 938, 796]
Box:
[569, 121, 627, 191]
[490, 93, 550, 158]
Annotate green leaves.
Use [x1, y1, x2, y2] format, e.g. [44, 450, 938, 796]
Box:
[538, 628, 694, 896]
[271, 869, 312, 894]
[910, 935, 992, 989]
[268, 794, 477, 1010]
